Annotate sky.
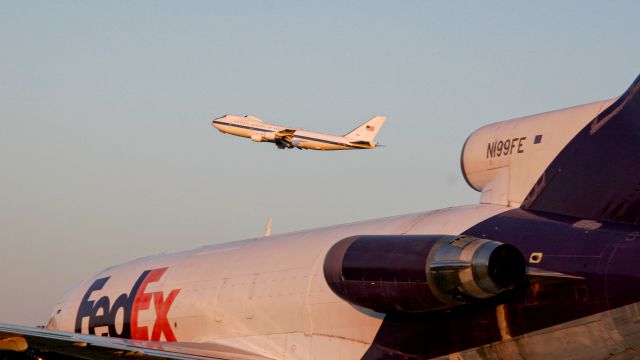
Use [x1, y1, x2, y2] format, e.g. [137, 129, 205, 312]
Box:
[0, 1, 638, 326]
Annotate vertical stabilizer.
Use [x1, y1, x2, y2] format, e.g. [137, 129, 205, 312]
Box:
[522, 74, 640, 224]
[344, 116, 386, 142]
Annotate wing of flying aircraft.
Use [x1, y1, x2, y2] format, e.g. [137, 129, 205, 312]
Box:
[274, 129, 295, 141]
[348, 140, 376, 148]
[272, 128, 296, 149]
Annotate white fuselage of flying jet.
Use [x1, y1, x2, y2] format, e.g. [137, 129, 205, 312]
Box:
[211, 115, 385, 150]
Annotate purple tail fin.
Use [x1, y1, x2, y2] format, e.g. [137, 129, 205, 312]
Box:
[522, 74, 640, 224]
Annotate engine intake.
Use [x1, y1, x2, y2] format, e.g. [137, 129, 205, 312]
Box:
[323, 235, 525, 313]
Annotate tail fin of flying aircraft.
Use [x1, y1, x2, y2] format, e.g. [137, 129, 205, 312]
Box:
[522, 74, 640, 225]
[344, 116, 386, 141]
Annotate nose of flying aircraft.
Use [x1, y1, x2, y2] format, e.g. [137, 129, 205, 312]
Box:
[211, 115, 226, 130]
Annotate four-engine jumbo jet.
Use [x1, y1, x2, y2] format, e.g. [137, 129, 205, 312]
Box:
[3, 73, 640, 360]
[211, 114, 386, 150]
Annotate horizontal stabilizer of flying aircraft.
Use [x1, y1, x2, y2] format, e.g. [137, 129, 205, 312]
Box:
[3, 73, 640, 359]
[211, 114, 386, 150]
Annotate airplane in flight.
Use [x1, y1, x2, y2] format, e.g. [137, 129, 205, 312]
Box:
[2, 73, 640, 360]
[211, 114, 386, 150]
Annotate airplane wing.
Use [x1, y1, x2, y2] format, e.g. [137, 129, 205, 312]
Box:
[274, 129, 295, 142]
[0, 323, 272, 360]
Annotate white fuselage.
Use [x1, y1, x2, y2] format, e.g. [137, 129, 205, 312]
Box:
[47, 205, 508, 359]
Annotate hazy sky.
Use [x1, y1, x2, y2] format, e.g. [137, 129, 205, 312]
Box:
[1, 1, 638, 325]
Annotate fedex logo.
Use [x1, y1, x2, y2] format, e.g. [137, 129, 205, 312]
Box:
[75, 267, 181, 341]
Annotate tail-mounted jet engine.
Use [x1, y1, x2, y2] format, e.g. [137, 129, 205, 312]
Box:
[323, 235, 526, 313]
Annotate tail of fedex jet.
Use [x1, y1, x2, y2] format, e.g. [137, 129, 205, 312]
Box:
[461, 73, 640, 223]
[343, 116, 386, 142]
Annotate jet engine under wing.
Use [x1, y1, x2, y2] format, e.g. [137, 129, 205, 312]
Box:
[0, 323, 272, 360]
[522, 74, 640, 225]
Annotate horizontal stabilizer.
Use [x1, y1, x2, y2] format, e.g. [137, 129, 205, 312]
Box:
[527, 267, 585, 284]
[349, 140, 375, 148]
[522, 74, 640, 224]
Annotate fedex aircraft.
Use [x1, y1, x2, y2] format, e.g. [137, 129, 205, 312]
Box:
[211, 115, 386, 150]
[2, 74, 640, 360]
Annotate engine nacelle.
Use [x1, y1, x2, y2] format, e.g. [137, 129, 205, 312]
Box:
[251, 132, 276, 142]
[262, 132, 277, 141]
[323, 235, 525, 313]
[460, 99, 615, 206]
